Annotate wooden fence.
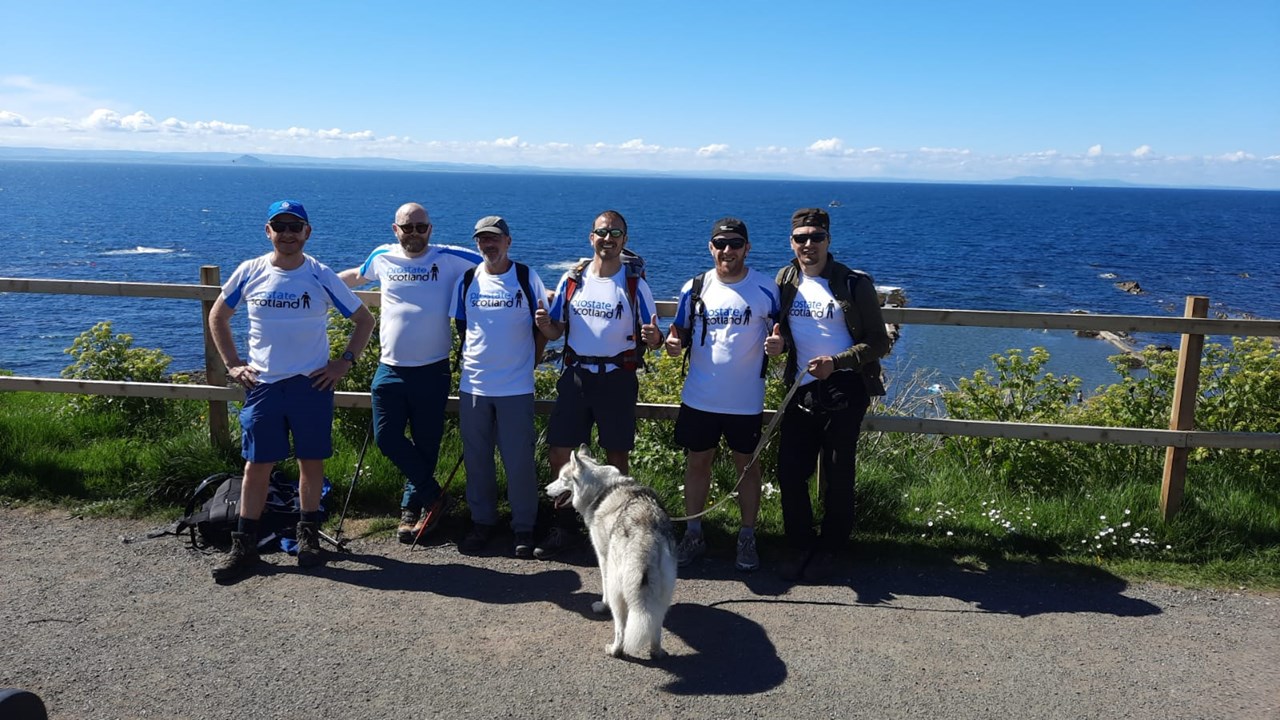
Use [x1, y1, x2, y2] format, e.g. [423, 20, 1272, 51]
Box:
[3, 268, 1279, 520]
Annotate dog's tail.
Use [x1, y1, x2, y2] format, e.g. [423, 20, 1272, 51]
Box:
[622, 542, 677, 656]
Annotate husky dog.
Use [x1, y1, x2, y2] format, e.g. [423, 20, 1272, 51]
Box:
[545, 446, 677, 659]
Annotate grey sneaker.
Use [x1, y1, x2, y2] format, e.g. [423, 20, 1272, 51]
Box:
[459, 523, 495, 554]
[735, 533, 760, 572]
[296, 521, 323, 568]
[211, 531, 258, 582]
[514, 531, 534, 559]
[675, 531, 706, 567]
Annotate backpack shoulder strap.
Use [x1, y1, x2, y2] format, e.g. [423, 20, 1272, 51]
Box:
[514, 262, 536, 321]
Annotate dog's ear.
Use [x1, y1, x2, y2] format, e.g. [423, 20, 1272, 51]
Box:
[576, 443, 596, 466]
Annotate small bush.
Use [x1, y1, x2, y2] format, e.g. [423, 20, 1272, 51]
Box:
[61, 321, 175, 428]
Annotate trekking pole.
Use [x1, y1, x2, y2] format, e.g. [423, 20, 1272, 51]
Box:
[410, 452, 464, 551]
[320, 423, 372, 552]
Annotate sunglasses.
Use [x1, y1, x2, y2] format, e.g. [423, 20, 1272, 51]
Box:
[711, 237, 746, 250]
[791, 232, 829, 245]
[592, 228, 625, 239]
[397, 222, 431, 234]
[269, 221, 307, 233]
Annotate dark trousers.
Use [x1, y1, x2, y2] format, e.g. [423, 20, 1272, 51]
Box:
[776, 378, 871, 552]
[371, 360, 450, 511]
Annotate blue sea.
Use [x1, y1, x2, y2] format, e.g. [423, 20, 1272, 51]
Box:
[1, 161, 1277, 394]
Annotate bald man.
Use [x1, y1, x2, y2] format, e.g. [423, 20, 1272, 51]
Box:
[341, 203, 482, 541]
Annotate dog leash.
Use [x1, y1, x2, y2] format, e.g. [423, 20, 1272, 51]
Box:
[670, 379, 801, 522]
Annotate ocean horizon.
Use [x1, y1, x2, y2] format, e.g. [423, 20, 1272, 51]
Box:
[2, 160, 1276, 395]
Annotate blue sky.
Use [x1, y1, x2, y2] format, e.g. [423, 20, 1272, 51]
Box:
[2, 1, 1277, 188]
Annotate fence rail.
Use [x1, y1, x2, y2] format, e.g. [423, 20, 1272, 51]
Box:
[3, 271, 1279, 520]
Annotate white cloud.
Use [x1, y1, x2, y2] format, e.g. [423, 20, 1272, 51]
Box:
[0, 103, 1276, 188]
[0, 110, 30, 127]
[807, 137, 846, 156]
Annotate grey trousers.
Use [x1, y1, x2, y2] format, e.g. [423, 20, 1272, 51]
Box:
[458, 391, 538, 533]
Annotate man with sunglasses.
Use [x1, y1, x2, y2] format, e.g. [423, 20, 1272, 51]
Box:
[664, 217, 781, 572]
[339, 203, 482, 543]
[772, 207, 891, 583]
[539, 210, 662, 559]
[208, 200, 374, 582]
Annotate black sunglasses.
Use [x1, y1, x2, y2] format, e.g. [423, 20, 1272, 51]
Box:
[592, 228, 625, 239]
[397, 222, 431, 234]
[269, 221, 307, 233]
[711, 237, 746, 250]
[791, 232, 829, 245]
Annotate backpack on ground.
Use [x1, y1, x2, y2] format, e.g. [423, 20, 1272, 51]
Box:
[561, 247, 648, 371]
[153, 471, 330, 552]
[453, 261, 548, 370]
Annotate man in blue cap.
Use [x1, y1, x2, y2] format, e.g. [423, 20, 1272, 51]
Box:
[208, 200, 374, 582]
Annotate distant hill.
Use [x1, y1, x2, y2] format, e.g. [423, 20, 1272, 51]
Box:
[230, 154, 267, 165]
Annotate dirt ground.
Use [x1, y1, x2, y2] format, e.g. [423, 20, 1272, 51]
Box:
[1, 506, 1277, 719]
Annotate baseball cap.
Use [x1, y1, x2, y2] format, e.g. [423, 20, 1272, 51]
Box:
[473, 215, 510, 236]
[266, 200, 309, 223]
[711, 217, 748, 241]
[791, 208, 829, 231]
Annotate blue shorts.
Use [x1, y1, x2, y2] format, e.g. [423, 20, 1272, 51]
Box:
[240, 374, 335, 463]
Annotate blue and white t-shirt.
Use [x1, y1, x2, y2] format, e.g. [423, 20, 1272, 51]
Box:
[220, 253, 363, 384]
[549, 266, 658, 372]
[450, 263, 549, 397]
[355, 243, 481, 366]
[787, 274, 855, 386]
[672, 268, 779, 415]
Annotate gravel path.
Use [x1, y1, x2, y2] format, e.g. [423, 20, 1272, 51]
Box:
[2, 506, 1276, 720]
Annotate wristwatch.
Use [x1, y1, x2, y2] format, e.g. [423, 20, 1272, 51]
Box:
[340, 350, 355, 363]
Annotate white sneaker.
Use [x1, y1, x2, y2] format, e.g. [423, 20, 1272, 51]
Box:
[676, 531, 706, 567]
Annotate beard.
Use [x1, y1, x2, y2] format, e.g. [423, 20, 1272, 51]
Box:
[400, 235, 427, 254]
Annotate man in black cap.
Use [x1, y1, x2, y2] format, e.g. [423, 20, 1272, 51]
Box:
[772, 207, 890, 582]
[664, 217, 782, 572]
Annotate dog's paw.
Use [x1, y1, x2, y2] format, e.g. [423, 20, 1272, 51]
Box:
[591, 600, 609, 614]
[606, 642, 624, 658]
[650, 647, 668, 661]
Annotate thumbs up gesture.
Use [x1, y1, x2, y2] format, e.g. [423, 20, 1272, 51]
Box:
[535, 299, 561, 339]
[765, 323, 784, 356]
[640, 315, 661, 349]
[664, 322, 683, 357]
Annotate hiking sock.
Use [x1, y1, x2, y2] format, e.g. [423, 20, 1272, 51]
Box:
[237, 517, 260, 538]
[738, 527, 755, 539]
[301, 510, 323, 525]
[687, 519, 703, 536]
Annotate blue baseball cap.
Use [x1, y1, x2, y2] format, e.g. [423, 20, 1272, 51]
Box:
[266, 200, 309, 223]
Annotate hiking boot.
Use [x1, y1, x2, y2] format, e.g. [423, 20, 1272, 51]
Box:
[676, 531, 706, 568]
[513, 531, 534, 559]
[459, 523, 495, 554]
[296, 521, 323, 568]
[404, 495, 451, 546]
[735, 533, 760, 572]
[397, 507, 421, 544]
[777, 548, 811, 582]
[211, 531, 258, 582]
[533, 525, 582, 560]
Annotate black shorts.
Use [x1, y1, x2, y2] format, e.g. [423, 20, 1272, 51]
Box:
[547, 366, 640, 451]
[673, 404, 763, 455]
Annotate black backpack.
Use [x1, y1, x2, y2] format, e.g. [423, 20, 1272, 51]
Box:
[157, 471, 328, 551]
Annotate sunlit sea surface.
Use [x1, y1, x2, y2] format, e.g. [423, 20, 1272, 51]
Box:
[2, 161, 1276, 396]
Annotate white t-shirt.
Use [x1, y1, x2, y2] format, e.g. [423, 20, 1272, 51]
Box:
[220, 253, 363, 384]
[355, 243, 481, 366]
[549, 265, 658, 372]
[450, 262, 549, 397]
[787, 274, 855, 386]
[672, 268, 779, 415]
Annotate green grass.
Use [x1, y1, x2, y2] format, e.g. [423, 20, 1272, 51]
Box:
[1, 387, 1277, 591]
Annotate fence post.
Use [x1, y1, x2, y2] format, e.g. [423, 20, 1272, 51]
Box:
[199, 266, 231, 452]
[1160, 295, 1209, 521]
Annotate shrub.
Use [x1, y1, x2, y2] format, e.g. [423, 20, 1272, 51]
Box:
[61, 321, 175, 427]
